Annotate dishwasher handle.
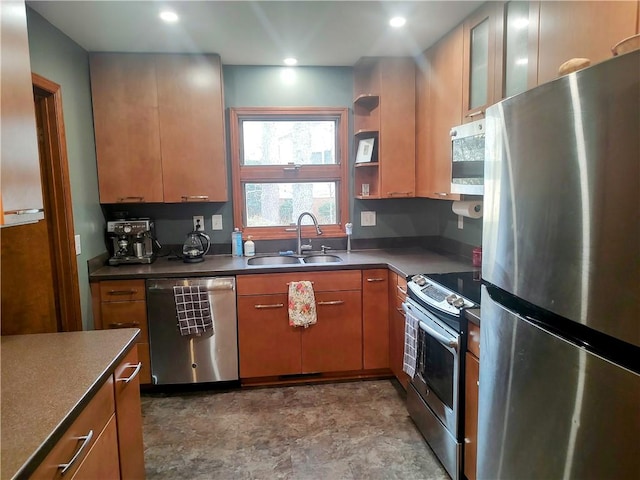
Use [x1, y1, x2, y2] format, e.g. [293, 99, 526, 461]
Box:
[147, 280, 235, 292]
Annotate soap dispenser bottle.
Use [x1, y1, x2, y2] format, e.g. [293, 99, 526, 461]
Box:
[244, 236, 255, 257]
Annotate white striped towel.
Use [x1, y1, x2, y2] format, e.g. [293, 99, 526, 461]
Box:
[173, 285, 213, 336]
[403, 306, 419, 378]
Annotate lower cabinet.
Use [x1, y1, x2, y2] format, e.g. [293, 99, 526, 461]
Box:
[91, 279, 151, 384]
[464, 321, 481, 480]
[362, 269, 389, 370]
[237, 270, 364, 379]
[30, 346, 145, 479]
[388, 271, 410, 389]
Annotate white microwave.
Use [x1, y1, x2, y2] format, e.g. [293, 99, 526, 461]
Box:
[450, 119, 485, 195]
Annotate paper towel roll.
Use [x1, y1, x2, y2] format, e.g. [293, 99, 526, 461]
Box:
[452, 200, 483, 219]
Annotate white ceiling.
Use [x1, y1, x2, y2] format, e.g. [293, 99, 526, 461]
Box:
[27, 0, 483, 66]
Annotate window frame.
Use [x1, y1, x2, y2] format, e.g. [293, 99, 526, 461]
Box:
[230, 107, 349, 240]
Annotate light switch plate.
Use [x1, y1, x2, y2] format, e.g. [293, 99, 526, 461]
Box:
[211, 214, 223, 230]
[458, 215, 464, 229]
[74, 234, 81, 255]
[361, 211, 376, 227]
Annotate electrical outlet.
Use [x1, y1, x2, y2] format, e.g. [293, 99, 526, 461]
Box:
[211, 214, 223, 230]
[74, 234, 81, 255]
[361, 211, 376, 227]
[458, 215, 464, 230]
[193, 215, 205, 231]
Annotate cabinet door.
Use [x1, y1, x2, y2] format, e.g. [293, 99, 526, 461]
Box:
[90, 54, 163, 203]
[362, 270, 389, 369]
[536, 1, 638, 85]
[0, 0, 44, 225]
[462, 3, 500, 121]
[422, 26, 464, 200]
[379, 58, 415, 198]
[301, 290, 362, 373]
[156, 54, 228, 202]
[389, 293, 410, 390]
[237, 294, 301, 377]
[464, 352, 480, 480]
[114, 347, 145, 480]
[71, 416, 120, 480]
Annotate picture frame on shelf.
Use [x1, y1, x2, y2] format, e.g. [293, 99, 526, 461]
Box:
[355, 137, 375, 163]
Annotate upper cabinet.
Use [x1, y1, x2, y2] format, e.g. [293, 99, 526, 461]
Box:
[535, 1, 639, 85]
[462, 2, 501, 122]
[353, 57, 415, 199]
[90, 53, 228, 204]
[1, 0, 45, 226]
[415, 26, 464, 200]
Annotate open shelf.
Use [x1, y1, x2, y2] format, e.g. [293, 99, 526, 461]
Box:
[353, 94, 380, 111]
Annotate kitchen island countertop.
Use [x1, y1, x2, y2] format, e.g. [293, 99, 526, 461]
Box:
[1, 328, 139, 480]
[89, 247, 476, 281]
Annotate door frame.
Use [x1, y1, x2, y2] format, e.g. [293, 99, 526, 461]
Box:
[32, 72, 82, 331]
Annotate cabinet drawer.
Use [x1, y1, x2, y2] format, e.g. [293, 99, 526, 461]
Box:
[101, 301, 148, 344]
[99, 280, 145, 302]
[237, 270, 362, 295]
[30, 378, 115, 480]
[468, 321, 480, 358]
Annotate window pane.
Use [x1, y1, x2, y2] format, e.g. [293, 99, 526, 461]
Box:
[245, 182, 337, 227]
[242, 120, 336, 165]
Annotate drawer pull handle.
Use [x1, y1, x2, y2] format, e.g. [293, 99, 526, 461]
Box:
[286, 281, 314, 285]
[366, 278, 385, 282]
[117, 362, 142, 383]
[58, 430, 94, 474]
[467, 110, 484, 118]
[317, 300, 344, 306]
[108, 322, 140, 328]
[117, 196, 144, 202]
[386, 191, 412, 197]
[397, 286, 407, 295]
[181, 195, 209, 201]
[254, 303, 285, 309]
[107, 289, 138, 296]
[4, 208, 44, 215]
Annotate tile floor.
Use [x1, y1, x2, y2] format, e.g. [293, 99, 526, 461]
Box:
[141, 379, 448, 479]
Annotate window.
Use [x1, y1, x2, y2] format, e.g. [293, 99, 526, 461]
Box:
[230, 107, 349, 239]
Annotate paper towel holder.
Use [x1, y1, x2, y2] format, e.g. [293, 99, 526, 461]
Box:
[452, 200, 483, 219]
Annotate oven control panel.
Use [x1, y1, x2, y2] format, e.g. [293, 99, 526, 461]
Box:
[408, 274, 476, 316]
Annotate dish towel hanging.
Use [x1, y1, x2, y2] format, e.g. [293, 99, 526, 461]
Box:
[288, 280, 317, 328]
[403, 305, 419, 378]
[173, 285, 214, 336]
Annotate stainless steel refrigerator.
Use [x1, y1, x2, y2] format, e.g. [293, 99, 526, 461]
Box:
[479, 50, 639, 479]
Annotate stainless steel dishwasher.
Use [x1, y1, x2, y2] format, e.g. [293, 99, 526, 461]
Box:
[146, 277, 239, 385]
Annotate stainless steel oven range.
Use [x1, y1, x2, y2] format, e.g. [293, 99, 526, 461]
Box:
[403, 271, 481, 480]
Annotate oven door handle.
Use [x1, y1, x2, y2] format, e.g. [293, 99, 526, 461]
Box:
[403, 302, 459, 350]
[419, 321, 459, 350]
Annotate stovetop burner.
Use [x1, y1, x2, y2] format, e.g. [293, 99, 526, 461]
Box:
[422, 271, 482, 305]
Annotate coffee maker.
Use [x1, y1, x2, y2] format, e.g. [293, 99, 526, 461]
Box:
[106, 218, 156, 265]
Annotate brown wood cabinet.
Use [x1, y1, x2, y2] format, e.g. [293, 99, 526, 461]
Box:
[90, 53, 227, 204]
[30, 378, 118, 480]
[388, 271, 410, 389]
[91, 279, 151, 384]
[415, 26, 464, 200]
[362, 269, 389, 369]
[237, 270, 363, 379]
[353, 57, 415, 199]
[0, 0, 44, 226]
[535, 1, 638, 85]
[114, 346, 146, 479]
[464, 321, 481, 480]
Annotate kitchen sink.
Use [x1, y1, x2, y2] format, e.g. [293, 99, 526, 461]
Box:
[301, 254, 343, 264]
[246, 255, 302, 266]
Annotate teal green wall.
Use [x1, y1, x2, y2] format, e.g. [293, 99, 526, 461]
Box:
[26, 8, 103, 330]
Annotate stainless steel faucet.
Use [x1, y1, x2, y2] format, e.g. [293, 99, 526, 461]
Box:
[296, 212, 322, 255]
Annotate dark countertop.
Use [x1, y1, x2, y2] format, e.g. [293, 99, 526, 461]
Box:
[89, 247, 476, 281]
[1, 329, 139, 480]
[466, 308, 481, 326]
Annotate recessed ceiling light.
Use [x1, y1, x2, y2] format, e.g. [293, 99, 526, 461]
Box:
[283, 57, 298, 66]
[389, 16, 406, 28]
[159, 10, 179, 23]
